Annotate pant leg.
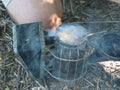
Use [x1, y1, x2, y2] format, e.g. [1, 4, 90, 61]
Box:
[13, 22, 45, 78]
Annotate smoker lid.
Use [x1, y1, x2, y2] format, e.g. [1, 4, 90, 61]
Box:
[55, 23, 88, 46]
[99, 33, 120, 59]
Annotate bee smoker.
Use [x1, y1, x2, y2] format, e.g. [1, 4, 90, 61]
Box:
[45, 23, 94, 81]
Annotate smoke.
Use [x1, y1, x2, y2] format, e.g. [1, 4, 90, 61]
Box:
[55, 23, 89, 46]
[47, 23, 92, 80]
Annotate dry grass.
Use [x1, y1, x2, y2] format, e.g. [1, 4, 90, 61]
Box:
[0, 0, 120, 90]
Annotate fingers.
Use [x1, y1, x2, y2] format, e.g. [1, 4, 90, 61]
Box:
[49, 14, 62, 30]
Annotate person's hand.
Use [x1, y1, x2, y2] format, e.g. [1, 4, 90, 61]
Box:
[7, 0, 62, 30]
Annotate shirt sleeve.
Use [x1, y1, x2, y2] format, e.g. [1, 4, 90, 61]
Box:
[1, 0, 12, 7]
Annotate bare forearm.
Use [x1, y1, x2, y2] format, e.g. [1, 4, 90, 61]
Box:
[2, 0, 62, 30]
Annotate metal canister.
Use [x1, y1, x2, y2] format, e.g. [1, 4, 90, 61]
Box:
[45, 23, 93, 81]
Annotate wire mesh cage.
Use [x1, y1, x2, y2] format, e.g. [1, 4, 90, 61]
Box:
[44, 23, 94, 81]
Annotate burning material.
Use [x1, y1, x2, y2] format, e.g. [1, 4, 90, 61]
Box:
[45, 23, 93, 81]
[56, 23, 88, 46]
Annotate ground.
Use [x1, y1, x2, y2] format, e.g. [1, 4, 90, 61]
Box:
[0, 0, 120, 90]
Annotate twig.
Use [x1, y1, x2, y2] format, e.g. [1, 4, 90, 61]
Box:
[103, 6, 120, 17]
[16, 65, 21, 90]
[81, 12, 91, 17]
[96, 78, 100, 90]
[109, 14, 114, 20]
[84, 78, 94, 87]
[5, 63, 14, 66]
[23, 84, 31, 90]
[70, 0, 74, 15]
[77, 20, 120, 24]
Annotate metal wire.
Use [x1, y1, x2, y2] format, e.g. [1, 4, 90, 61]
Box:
[44, 23, 96, 81]
[47, 49, 86, 62]
[45, 36, 93, 81]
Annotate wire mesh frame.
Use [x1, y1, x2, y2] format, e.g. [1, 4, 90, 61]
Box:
[45, 50, 87, 82]
[44, 39, 94, 82]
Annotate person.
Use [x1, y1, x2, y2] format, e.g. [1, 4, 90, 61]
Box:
[1, 0, 63, 78]
[2, 0, 62, 30]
